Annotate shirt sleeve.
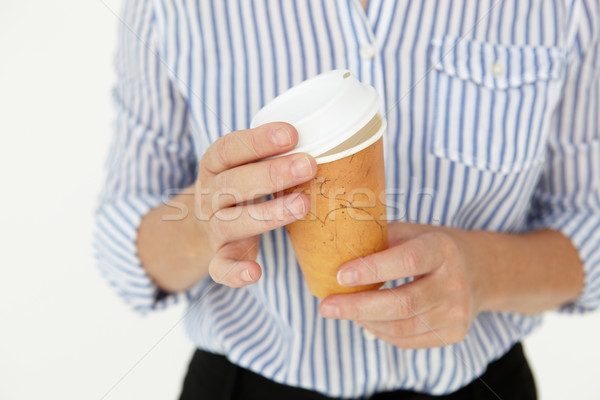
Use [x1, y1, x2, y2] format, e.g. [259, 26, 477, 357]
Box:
[93, 0, 198, 314]
[527, 3, 600, 313]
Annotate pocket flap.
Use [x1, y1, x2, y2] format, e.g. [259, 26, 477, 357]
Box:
[430, 35, 566, 90]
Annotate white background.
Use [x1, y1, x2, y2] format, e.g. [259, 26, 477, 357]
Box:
[0, 1, 598, 399]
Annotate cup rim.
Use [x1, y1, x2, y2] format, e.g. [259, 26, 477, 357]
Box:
[314, 114, 386, 164]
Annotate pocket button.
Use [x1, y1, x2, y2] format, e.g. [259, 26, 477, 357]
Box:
[491, 62, 505, 76]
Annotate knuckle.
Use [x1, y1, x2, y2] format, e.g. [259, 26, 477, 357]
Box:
[214, 137, 232, 170]
[435, 231, 458, 255]
[396, 294, 418, 317]
[401, 247, 422, 276]
[366, 258, 383, 281]
[266, 161, 279, 190]
[247, 130, 262, 157]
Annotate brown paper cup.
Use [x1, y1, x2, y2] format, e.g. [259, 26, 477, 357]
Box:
[284, 135, 388, 299]
[251, 70, 388, 298]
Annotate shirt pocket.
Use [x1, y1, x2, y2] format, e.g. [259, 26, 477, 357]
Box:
[427, 35, 566, 174]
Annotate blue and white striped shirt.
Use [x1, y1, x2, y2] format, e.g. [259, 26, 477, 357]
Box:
[95, 0, 600, 397]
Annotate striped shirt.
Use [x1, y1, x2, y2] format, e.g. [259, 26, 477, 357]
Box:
[95, 0, 600, 397]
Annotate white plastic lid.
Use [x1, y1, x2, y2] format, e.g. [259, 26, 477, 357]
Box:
[250, 70, 382, 163]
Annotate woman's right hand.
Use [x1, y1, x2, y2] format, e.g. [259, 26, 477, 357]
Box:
[195, 122, 317, 288]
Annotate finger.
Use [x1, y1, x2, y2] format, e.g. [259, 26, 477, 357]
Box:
[319, 280, 441, 321]
[209, 193, 309, 244]
[212, 153, 316, 209]
[387, 221, 430, 246]
[202, 122, 299, 174]
[336, 231, 448, 286]
[360, 326, 467, 349]
[357, 305, 452, 338]
[209, 237, 262, 287]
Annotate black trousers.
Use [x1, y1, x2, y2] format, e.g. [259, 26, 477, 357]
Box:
[180, 343, 536, 400]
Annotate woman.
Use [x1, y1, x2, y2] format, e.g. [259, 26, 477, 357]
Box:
[95, 1, 600, 398]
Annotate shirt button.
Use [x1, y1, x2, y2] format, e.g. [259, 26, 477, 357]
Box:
[360, 43, 377, 60]
[362, 328, 377, 341]
[492, 62, 504, 76]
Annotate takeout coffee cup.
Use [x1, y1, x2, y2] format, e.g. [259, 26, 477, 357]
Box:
[251, 70, 388, 298]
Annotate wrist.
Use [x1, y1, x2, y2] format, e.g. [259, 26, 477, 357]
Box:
[452, 228, 503, 313]
[460, 228, 584, 314]
[139, 186, 213, 292]
[183, 202, 211, 260]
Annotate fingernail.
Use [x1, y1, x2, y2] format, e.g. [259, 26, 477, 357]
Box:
[337, 268, 358, 286]
[285, 195, 306, 217]
[291, 156, 313, 179]
[320, 303, 340, 318]
[271, 128, 292, 147]
[241, 269, 254, 282]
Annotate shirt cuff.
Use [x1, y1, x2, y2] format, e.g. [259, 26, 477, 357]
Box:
[93, 195, 183, 314]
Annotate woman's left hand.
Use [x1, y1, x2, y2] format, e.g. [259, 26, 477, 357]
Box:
[318, 222, 495, 349]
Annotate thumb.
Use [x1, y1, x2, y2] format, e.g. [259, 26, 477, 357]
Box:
[209, 236, 261, 288]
